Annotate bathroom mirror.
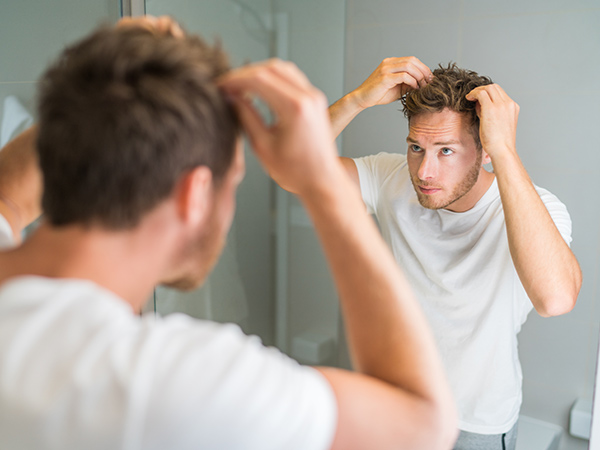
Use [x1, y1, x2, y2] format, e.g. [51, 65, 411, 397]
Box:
[0, 1, 598, 449]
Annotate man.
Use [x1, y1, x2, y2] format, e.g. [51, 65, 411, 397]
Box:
[328, 57, 582, 449]
[0, 18, 458, 450]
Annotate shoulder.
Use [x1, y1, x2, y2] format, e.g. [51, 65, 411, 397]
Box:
[353, 152, 408, 183]
[139, 315, 337, 448]
[532, 184, 570, 217]
[354, 152, 407, 168]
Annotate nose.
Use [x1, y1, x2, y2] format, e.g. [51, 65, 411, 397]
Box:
[417, 153, 437, 181]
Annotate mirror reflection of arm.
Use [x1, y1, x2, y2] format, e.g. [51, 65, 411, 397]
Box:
[467, 85, 582, 317]
[220, 59, 458, 450]
[329, 57, 432, 139]
[0, 125, 42, 243]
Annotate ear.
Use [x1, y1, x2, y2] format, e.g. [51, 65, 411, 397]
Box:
[481, 150, 491, 166]
[176, 166, 214, 226]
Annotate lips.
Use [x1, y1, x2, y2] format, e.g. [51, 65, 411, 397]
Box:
[418, 186, 441, 195]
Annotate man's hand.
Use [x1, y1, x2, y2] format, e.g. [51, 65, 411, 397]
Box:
[351, 57, 432, 110]
[116, 15, 184, 38]
[219, 59, 341, 196]
[329, 57, 431, 139]
[466, 84, 519, 160]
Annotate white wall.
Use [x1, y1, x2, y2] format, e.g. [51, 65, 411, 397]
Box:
[343, 1, 600, 448]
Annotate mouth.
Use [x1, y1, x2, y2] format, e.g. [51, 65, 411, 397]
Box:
[418, 185, 442, 195]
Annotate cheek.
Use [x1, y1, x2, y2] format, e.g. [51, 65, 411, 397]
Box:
[406, 153, 420, 175]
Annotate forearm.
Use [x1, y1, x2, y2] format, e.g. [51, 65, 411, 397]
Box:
[299, 163, 451, 406]
[493, 149, 582, 316]
[329, 92, 365, 140]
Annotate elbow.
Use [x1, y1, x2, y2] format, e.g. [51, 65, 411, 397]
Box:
[535, 291, 579, 318]
[418, 398, 459, 450]
[534, 270, 582, 318]
[435, 407, 459, 450]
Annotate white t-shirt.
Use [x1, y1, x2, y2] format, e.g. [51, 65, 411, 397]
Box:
[0, 213, 15, 249]
[0, 276, 337, 450]
[354, 152, 572, 435]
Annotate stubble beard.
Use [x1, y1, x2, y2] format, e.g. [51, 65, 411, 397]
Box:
[161, 212, 226, 292]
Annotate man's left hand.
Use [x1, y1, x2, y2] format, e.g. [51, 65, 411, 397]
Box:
[466, 84, 519, 160]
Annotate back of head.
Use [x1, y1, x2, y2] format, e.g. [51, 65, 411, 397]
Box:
[37, 24, 240, 229]
[401, 63, 493, 148]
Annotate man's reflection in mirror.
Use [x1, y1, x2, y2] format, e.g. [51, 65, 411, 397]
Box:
[328, 57, 582, 450]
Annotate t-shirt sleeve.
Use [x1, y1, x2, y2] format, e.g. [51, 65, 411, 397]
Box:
[535, 186, 573, 247]
[353, 152, 406, 215]
[139, 314, 338, 450]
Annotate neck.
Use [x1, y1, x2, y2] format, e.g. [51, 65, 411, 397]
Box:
[0, 208, 182, 313]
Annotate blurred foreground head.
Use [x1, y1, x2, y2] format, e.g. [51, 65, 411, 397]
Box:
[37, 21, 240, 229]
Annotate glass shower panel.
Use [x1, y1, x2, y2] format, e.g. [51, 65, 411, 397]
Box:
[145, 0, 276, 345]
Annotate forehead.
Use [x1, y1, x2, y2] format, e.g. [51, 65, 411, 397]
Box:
[408, 108, 472, 142]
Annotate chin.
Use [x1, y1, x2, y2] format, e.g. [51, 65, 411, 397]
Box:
[161, 272, 208, 292]
[416, 194, 447, 210]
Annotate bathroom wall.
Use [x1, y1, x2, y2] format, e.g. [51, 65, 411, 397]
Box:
[342, 1, 600, 448]
[0, 0, 119, 130]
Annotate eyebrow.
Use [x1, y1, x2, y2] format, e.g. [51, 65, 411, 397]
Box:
[406, 137, 461, 146]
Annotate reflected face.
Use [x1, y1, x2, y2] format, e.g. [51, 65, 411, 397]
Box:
[165, 140, 245, 291]
[406, 109, 485, 212]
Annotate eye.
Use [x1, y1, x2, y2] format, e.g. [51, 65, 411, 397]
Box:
[410, 144, 422, 153]
[441, 147, 454, 156]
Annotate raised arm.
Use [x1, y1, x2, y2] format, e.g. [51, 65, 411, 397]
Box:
[466, 85, 582, 317]
[220, 60, 457, 450]
[0, 125, 42, 243]
[329, 57, 432, 139]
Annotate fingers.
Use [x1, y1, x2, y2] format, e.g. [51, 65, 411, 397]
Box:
[228, 93, 269, 151]
[219, 60, 326, 127]
[116, 15, 184, 38]
[380, 57, 432, 88]
[466, 84, 510, 104]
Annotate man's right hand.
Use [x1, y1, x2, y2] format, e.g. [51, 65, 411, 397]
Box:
[351, 56, 432, 110]
[328, 56, 432, 139]
[219, 59, 341, 196]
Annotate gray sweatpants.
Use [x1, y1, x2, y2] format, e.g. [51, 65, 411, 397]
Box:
[453, 422, 518, 450]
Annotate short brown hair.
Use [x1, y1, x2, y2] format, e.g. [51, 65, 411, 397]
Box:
[401, 63, 492, 149]
[37, 24, 240, 229]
